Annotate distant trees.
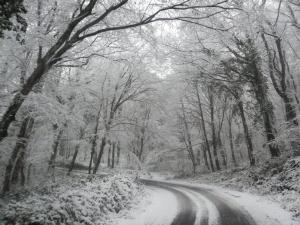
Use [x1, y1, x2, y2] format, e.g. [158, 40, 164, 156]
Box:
[129, 105, 152, 162]
[92, 68, 152, 174]
[166, 0, 300, 174]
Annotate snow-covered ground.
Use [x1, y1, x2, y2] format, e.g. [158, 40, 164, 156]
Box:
[0, 174, 143, 225]
[219, 187, 300, 225]
[113, 187, 178, 225]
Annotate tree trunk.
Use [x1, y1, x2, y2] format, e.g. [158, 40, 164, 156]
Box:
[68, 144, 80, 175]
[219, 138, 227, 168]
[26, 163, 32, 185]
[88, 107, 101, 174]
[93, 136, 106, 174]
[107, 144, 111, 168]
[263, 111, 281, 157]
[228, 117, 237, 167]
[2, 117, 34, 193]
[0, 62, 50, 143]
[237, 101, 255, 165]
[196, 149, 201, 166]
[260, 98, 280, 157]
[201, 143, 210, 170]
[11, 150, 25, 185]
[138, 136, 144, 161]
[48, 126, 64, 172]
[116, 142, 121, 165]
[252, 62, 280, 157]
[181, 102, 197, 174]
[112, 142, 115, 169]
[209, 90, 221, 170]
[195, 84, 215, 172]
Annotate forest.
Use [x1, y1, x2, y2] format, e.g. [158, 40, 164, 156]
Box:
[0, 0, 300, 225]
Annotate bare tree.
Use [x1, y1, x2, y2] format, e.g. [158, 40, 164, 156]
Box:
[0, 0, 236, 144]
[93, 70, 152, 174]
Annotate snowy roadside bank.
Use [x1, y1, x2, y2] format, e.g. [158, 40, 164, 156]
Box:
[0, 174, 144, 225]
[113, 186, 178, 225]
[178, 157, 300, 221]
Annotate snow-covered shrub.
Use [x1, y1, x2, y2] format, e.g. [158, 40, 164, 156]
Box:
[0, 174, 142, 225]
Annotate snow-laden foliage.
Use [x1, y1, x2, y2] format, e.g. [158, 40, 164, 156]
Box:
[0, 174, 142, 225]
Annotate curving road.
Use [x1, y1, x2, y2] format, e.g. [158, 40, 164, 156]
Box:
[141, 179, 257, 225]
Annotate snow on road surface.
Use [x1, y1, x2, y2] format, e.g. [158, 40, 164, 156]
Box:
[115, 179, 300, 225]
[169, 180, 300, 225]
[214, 187, 300, 225]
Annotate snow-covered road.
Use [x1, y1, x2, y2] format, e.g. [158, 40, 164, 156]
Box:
[142, 179, 256, 225]
[115, 179, 300, 225]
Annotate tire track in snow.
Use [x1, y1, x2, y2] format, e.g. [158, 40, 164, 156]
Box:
[142, 180, 196, 225]
[181, 184, 256, 225]
[141, 179, 257, 225]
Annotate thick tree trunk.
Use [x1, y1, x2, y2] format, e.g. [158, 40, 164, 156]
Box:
[253, 63, 280, 157]
[0, 0, 97, 143]
[0, 62, 49, 143]
[237, 101, 255, 165]
[2, 117, 34, 193]
[0, 0, 108, 142]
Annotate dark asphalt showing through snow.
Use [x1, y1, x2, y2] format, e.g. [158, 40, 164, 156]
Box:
[141, 179, 257, 225]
